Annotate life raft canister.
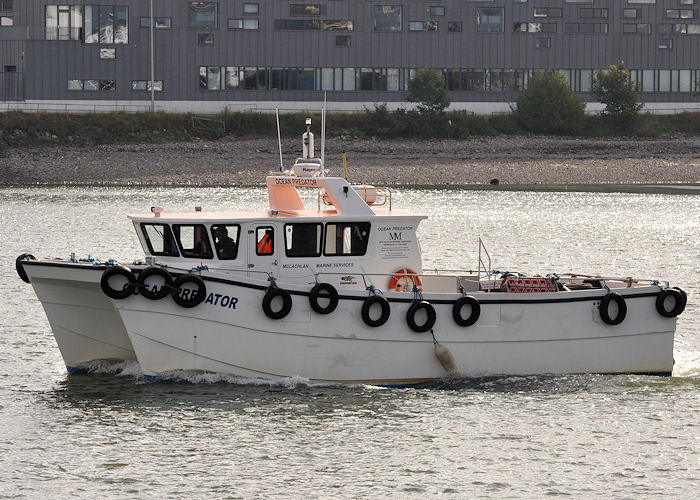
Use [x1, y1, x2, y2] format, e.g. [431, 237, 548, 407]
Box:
[388, 268, 422, 291]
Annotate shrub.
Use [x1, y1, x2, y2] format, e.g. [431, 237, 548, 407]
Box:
[407, 69, 451, 114]
[591, 61, 643, 130]
[513, 71, 585, 134]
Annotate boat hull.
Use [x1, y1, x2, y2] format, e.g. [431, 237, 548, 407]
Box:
[22, 262, 137, 371]
[113, 274, 676, 383]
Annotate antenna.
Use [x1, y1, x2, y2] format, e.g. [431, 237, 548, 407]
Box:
[276, 108, 283, 172]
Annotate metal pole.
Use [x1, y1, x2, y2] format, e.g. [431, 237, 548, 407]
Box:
[150, 0, 155, 112]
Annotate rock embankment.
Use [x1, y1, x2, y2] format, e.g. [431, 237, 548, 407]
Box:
[1, 135, 699, 188]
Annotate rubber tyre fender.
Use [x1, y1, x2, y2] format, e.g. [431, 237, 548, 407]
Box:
[406, 300, 437, 333]
[361, 295, 391, 328]
[263, 287, 293, 320]
[101, 265, 136, 300]
[673, 287, 688, 314]
[172, 275, 207, 308]
[599, 292, 627, 325]
[452, 295, 481, 327]
[16, 253, 35, 284]
[137, 266, 173, 300]
[309, 283, 339, 315]
[655, 288, 686, 318]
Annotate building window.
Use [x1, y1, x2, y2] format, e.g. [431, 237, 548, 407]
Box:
[243, 3, 258, 14]
[140, 17, 172, 28]
[69, 79, 115, 91]
[0, 15, 11, 26]
[323, 20, 353, 30]
[447, 21, 462, 32]
[535, 37, 551, 49]
[198, 33, 214, 45]
[409, 21, 438, 31]
[373, 6, 402, 31]
[273, 19, 319, 30]
[336, 35, 351, 46]
[131, 80, 164, 91]
[565, 23, 608, 33]
[83, 6, 128, 44]
[623, 9, 638, 19]
[188, 2, 217, 29]
[0, 1, 12, 10]
[579, 8, 608, 18]
[3, 65, 16, 72]
[228, 18, 258, 29]
[290, 4, 324, 16]
[657, 38, 673, 49]
[430, 7, 445, 16]
[476, 8, 504, 33]
[514, 23, 556, 33]
[533, 8, 562, 18]
[623, 23, 651, 34]
[666, 10, 695, 19]
[45, 5, 83, 41]
[99, 48, 115, 59]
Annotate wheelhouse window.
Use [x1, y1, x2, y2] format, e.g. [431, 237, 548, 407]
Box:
[256, 227, 274, 255]
[141, 224, 179, 257]
[211, 224, 240, 260]
[324, 223, 371, 256]
[173, 224, 213, 259]
[284, 224, 322, 257]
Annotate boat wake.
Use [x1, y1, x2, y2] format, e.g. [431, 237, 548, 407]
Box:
[672, 349, 700, 378]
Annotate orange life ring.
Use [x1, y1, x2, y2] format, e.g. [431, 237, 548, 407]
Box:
[388, 268, 422, 291]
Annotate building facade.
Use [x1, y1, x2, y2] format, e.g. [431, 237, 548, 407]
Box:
[0, 0, 699, 112]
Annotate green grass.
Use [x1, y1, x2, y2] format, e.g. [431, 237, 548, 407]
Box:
[2, 107, 700, 147]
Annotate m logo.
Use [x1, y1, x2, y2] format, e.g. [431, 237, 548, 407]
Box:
[389, 232, 402, 240]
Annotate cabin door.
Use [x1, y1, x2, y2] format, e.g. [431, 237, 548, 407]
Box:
[247, 224, 279, 278]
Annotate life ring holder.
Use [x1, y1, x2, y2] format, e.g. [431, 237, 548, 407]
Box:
[406, 300, 437, 333]
[262, 280, 293, 319]
[100, 265, 136, 300]
[171, 274, 207, 308]
[599, 292, 627, 325]
[309, 282, 339, 315]
[452, 295, 480, 327]
[655, 288, 686, 318]
[137, 266, 173, 300]
[16, 253, 35, 284]
[388, 268, 422, 292]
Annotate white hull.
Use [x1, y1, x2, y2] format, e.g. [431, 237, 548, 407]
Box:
[114, 274, 676, 384]
[23, 262, 136, 371]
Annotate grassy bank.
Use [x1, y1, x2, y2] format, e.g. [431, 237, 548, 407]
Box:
[2, 107, 700, 147]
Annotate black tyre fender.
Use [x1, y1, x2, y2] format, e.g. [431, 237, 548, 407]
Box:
[137, 266, 173, 300]
[263, 287, 293, 319]
[309, 283, 339, 315]
[656, 288, 686, 318]
[16, 253, 35, 284]
[101, 265, 136, 300]
[361, 295, 391, 327]
[406, 300, 437, 333]
[172, 275, 207, 308]
[452, 295, 481, 327]
[599, 292, 627, 325]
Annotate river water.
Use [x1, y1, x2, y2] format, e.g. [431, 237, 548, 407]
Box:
[2, 187, 698, 498]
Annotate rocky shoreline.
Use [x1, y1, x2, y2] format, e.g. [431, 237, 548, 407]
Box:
[2, 135, 699, 190]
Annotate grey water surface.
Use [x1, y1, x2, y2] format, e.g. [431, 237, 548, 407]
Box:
[1, 187, 698, 498]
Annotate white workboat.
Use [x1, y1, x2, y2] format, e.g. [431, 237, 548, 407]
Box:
[17, 120, 687, 384]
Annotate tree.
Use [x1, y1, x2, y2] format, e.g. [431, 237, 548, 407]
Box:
[591, 61, 643, 128]
[513, 71, 585, 134]
[407, 69, 451, 113]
